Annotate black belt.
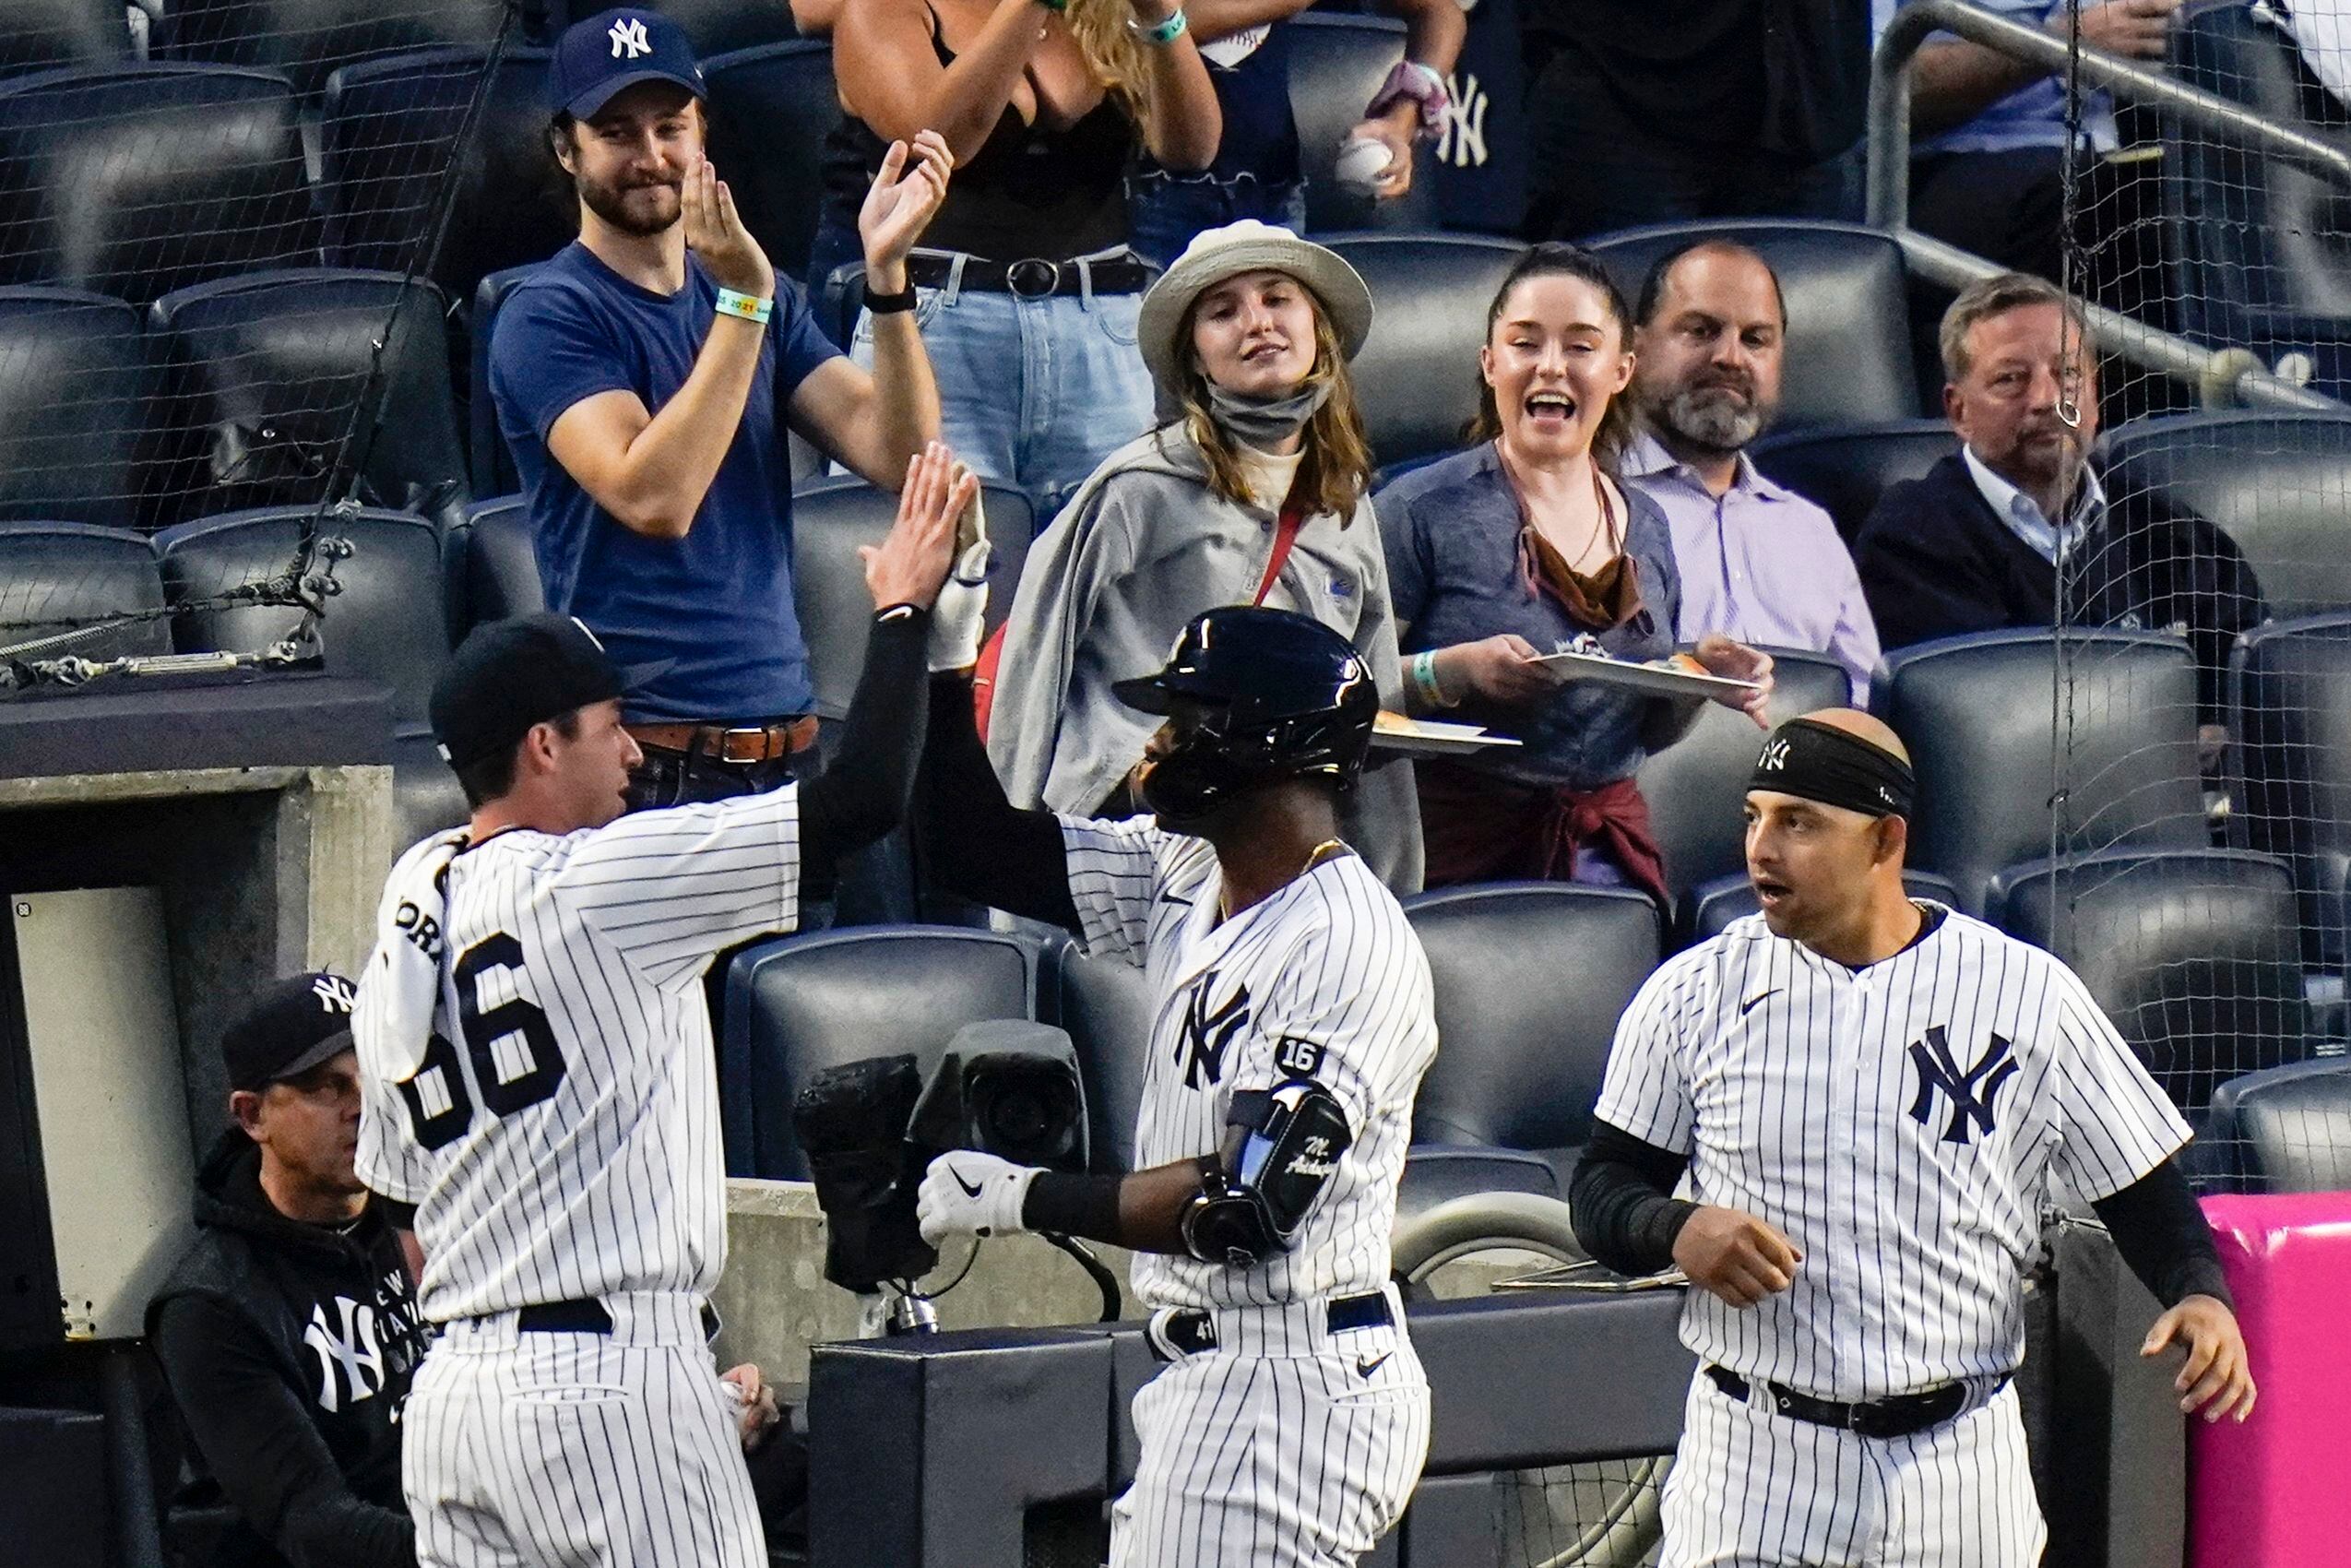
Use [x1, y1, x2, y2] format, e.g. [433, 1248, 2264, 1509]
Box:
[1147, 1290, 1391, 1362]
[509, 1297, 722, 1342]
[904, 251, 1153, 299]
[1704, 1364, 2001, 1440]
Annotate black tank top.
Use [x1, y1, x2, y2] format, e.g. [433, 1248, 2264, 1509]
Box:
[822, 9, 1136, 262]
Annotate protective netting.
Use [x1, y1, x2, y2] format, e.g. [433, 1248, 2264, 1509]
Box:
[0, 0, 521, 691]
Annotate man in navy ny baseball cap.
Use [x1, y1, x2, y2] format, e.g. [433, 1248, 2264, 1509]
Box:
[547, 6, 706, 121]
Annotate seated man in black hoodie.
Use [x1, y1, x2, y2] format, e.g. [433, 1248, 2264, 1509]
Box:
[1855, 272, 2263, 748]
[148, 972, 428, 1568]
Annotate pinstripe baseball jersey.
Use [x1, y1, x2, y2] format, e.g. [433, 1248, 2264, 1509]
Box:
[1594, 905, 2190, 1402]
[355, 790, 801, 1324]
[1061, 815, 1438, 1313]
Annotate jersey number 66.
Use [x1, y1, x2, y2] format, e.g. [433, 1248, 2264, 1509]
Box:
[396, 932, 569, 1149]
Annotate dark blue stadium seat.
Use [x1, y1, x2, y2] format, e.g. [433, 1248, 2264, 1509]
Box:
[320, 47, 573, 317]
[468, 263, 541, 496]
[145, 268, 469, 529]
[1045, 935, 1155, 1175]
[1749, 419, 1960, 545]
[2096, 411, 2351, 619]
[703, 42, 839, 285]
[550, 0, 798, 57]
[1586, 220, 1925, 432]
[1287, 16, 1439, 237]
[0, 522, 168, 662]
[2202, 1059, 2351, 1194]
[1636, 647, 1851, 922]
[1404, 882, 1662, 1182]
[155, 0, 508, 99]
[1987, 847, 2307, 1123]
[1396, 1146, 1560, 1220]
[2231, 612, 2351, 971]
[1683, 868, 1963, 944]
[0, 288, 154, 531]
[1873, 629, 2207, 915]
[0, 65, 313, 303]
[450, 493, 542, 633]
[1321, 233, 1525, 470]
[718, 924, 1049, 1178]
[1, 0, 130, 77]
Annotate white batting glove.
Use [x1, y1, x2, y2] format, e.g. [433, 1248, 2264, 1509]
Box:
[917, 1150, 1039, 1244]
[927, 485, 991, 673]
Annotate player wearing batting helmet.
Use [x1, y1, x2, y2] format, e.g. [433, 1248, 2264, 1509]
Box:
[905, 443, 1438, 1568]
[1571, 707, 2254, 1566]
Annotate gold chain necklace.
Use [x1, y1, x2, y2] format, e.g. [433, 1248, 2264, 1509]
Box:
[1218, 837, 1348, 923]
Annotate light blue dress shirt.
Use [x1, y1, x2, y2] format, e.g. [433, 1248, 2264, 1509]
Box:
[1880, 0, 2119, 154]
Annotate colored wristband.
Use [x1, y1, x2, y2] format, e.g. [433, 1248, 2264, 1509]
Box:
[1411, 648, 1449, 708]
[1127, 6, 1187, 45]
[713, 287, 773, 325]
[864, 283, 918, 315]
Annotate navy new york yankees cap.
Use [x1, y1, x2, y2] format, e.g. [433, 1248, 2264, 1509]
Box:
[223, 972, 361, 1092]
[549, 7, 706, 122]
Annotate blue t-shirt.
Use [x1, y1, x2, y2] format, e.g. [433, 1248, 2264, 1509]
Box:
[489, 243, 841, 722]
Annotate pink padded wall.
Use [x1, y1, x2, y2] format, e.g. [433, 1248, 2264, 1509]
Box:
[2190, 1194, 2351, 1567]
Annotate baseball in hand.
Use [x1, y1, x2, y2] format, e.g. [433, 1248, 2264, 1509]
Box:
[1335, 136, 1395, 197]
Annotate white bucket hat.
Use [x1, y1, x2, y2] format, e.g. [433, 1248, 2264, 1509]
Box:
[1136, 220, 1375, 396]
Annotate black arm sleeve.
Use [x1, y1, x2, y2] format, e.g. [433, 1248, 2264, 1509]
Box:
[151, 1295, 416, 1568]
[798, 607, 932, 869]
[914, 673, 1082, 931]
[1568, 1120, 1698, 1278]
[2088, 1158, 2235, 1311]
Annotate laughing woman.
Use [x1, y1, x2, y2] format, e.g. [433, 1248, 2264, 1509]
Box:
[1374, 244, 1771, 901]
[985, 220, 1424, 889]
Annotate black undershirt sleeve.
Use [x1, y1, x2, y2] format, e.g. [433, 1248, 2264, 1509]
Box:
[914, 673, 1082, 931]
[797, 608, 932, 870]
[1568, 1120, 1698, 1278]
[2088, 1158, 2235, 1311]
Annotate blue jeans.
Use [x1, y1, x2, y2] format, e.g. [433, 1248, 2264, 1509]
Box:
[849, 253, 1156, 513]
[1127, 171, 1309, 269]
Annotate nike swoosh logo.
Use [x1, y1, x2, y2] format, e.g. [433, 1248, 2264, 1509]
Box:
[1356, 1350, 1393, 1378]
[952, 1167, 984, 1198]
[1158, 892, 1194, 907]
[1740, 992, 1776, 1016]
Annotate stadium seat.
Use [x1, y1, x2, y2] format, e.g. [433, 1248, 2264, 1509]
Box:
[2230, 612, 2351, 970]
[144, 268, 469, 529]
[1987, 847, 2308, 1123]
[792, 476, 1039, 720]
[1395, 1146, 1560, 1221]
[703, 42, 840, 285]
[0, 65, 313, 303]
[1322, 233, 1525, 470]
[468, 263, 541, 497]
[0, 522, 169, 663]
[155, 0, 508, 100]
[1286, 16, 1439, 237]
[1683, 868, 1963, 944]
[1045, 936, 1156, 1175]
[718, 924, 1049, 1178]
[1635, 647, 1851, 921]
[1, 0, 130, 77]
[0, 288, 154, 531]
[1874, 629, 2207, 915]
[2203, 1059, 2351, 1194]
[1585, 220, 1924, 432]
[2096, 410, 2351, 618]
[450, 493, 542, 633]
[1749, 419, 1961, 545]
[1404, 882, 1663, 1182]
[320, 47, 573, 317]
[550, 0, 799, 57]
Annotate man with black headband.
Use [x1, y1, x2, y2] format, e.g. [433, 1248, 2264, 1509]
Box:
[1571, 708, 2254, 1567]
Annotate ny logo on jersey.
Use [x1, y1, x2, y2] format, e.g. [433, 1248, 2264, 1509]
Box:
[1906, 1026, 2019, 1146]
[1178, 972, 1253, 1089]
[302, 1295, 386, 1413]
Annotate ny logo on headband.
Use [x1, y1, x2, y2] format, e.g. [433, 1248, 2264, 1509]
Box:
[1756, 738, 1791, 772]
[609, 17, 652, 58]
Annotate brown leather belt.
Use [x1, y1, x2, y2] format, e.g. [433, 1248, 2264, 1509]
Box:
[625, 717, 819, 765]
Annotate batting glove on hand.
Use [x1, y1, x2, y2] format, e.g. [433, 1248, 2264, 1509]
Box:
[927, 484, 991, 673]
[917, 1149, 1039, 1244]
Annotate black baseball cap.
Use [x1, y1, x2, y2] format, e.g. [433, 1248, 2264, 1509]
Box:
[223, 972, 360, 1093]
[549, 7, 706, 121]
[429, 613, 658, 772]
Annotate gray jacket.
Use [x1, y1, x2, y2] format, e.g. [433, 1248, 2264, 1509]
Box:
[987, 424, 1425, 892]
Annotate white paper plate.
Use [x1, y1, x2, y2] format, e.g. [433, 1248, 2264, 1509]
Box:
[1371, 712, 1525, 755]
[1531, 649, 1763, 700]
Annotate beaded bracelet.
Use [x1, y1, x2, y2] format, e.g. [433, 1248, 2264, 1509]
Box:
[714, 287, 773, 326]
[1126, 6, 1187, 45]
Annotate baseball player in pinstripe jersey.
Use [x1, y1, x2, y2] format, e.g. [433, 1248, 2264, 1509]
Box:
[350, 445, 968, 1568]
[909, 589, 1436, 1568]
[1572, 708, 2256, 1567]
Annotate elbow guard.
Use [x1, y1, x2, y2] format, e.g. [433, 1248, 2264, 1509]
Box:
[1180, 1080, 1353, 1266]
